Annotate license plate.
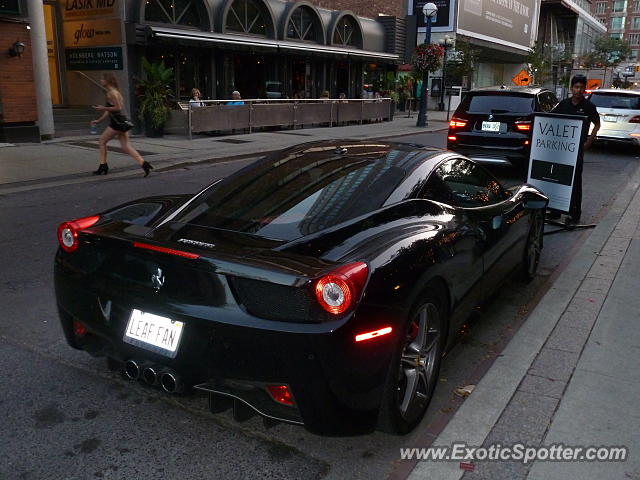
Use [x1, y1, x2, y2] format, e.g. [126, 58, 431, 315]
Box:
[603, 115, 617, 122]
[481, 121, 501, 132]
[124, 309, 184, 358]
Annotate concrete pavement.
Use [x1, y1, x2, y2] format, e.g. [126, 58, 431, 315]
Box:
[407, 153, 640, 479]
[0, 112, 448, 194]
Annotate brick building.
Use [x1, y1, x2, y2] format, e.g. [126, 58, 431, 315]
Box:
[0, 2, 39, 142]
[592, 0, 640, 61]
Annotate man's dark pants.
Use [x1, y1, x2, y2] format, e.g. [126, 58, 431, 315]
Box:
[570, 154, 583, 221]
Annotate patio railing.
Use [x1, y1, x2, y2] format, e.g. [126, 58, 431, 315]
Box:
[184, 98, 393, 139]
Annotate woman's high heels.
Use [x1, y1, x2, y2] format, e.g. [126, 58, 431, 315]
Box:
[142, 161, 153, 177]
[93, 163, 109, 175]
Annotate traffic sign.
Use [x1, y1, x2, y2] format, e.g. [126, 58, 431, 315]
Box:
[512, 69, 531, 86]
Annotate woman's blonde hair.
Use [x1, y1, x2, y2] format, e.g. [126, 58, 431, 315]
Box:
[191, 88, 201, 98]
[102, 73, 119, 90]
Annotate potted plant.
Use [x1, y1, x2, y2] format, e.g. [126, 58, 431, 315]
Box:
[136, 57, 174, 137]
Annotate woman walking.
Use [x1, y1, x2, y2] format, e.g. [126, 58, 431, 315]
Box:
[90, 73, 153, 177]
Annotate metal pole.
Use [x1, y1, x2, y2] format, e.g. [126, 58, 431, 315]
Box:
[439, 44, 447, 111]
[28, 0, 55, 139]
[416, 16, 432, 128]
[188, 104, 192, 140]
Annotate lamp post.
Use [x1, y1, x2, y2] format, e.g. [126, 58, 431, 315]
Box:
[416, 2, 438, 127]
[438, 35, 454, 111]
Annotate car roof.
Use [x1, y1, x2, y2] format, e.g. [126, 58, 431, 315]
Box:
[590, 88, 640, 95]
[470, 85, 549, 95]
[274, 139, 447, 173]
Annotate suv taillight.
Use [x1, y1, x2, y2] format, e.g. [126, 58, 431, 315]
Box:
[57, 215, 100, 252]
[313, 262, 368, 315]
[515, 120, 532, 131]
[629, 116, 640, 123]
[449, 118, 468, 128]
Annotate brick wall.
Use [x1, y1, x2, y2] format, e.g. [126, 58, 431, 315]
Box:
[0, 20, 37, 124]
[309, 0, 405, 19]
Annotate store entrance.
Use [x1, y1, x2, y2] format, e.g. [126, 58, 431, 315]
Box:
[148, 47, 211, 100]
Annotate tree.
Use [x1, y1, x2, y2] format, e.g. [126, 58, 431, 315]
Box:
[525, 41, 548, 85]
[582, 36, 631, 69]
[445, 38, 480, 90]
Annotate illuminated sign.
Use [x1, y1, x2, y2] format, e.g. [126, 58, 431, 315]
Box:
[61, 0, 117, 20]
[63, 18, 121, 47]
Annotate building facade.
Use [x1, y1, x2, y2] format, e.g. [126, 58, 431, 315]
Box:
[36, 0, 405, 132]
[0, 0, 39, 142]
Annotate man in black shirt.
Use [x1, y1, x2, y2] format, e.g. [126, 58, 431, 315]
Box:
[550, 75, 600, 223]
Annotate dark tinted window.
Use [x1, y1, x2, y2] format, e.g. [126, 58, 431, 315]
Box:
[460, 93, 535, 114]
[173, 149, 407, 241]
[433, 158, 507, 207]
[538, 92, 558, 112]
[590, 92, 640, 109]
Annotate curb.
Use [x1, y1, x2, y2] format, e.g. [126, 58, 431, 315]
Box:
[405, 161, 640, 480]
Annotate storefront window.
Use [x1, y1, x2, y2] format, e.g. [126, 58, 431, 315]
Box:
[287, 7, 319, 42]
[144, 0, 203, 28]
[226, 0, 269, 36]
[332, 16, 361, 48]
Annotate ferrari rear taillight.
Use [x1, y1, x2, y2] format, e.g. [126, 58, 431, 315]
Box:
[629, 115, 640, 123]
[57, 215, 100, 253]
[314, 262, 368, 315]
[266, 385, 294, 406]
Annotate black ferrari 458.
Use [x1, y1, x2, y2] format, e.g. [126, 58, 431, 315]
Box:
[54, 140, 547, 435]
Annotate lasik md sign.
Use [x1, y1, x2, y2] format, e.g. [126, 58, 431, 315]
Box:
[61, 0, 117, 19]
[527, 114, 585, 213]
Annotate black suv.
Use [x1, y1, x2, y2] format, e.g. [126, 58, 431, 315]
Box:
[447, 86, 558, 173]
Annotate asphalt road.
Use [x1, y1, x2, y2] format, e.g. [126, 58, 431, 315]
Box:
[0, 132, 637, 480]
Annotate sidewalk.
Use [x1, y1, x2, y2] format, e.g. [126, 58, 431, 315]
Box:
[0, 111, 448, 194]
[408, 157, 640, 479]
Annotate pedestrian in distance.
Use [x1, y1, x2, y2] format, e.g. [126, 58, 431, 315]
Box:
[189, 88, 204, 108]
[91, 73, 153, 177]
[549, 74, 600, 224]
[226, 90, 244, 105]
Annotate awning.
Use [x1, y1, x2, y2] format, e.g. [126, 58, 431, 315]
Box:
[149, 26, 399, 61]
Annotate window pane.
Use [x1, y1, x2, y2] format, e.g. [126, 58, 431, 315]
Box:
[462, 93, 534, 114]
[590, 92, 640, 109]
[435, 159, 506, 207]
[145, 0, 172, 23]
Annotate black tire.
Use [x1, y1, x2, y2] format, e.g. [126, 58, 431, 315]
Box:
[521, 210, 544, 282]
[377, 288, 447, 434]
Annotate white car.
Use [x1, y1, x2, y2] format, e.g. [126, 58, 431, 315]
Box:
[589, 89, 640, 146]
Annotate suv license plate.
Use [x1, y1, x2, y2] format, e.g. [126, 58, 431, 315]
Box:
[481, 121, 501, 132]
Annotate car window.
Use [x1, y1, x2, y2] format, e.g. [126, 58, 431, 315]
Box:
[459, 93, 535, 114]
[538, 92, 558, 112]
[172, 155, 408, 241]
[432, 158, 508, 208]
[590, 92, 640, 110]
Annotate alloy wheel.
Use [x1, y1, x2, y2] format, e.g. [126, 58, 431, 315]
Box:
[397, 303, 441, 422]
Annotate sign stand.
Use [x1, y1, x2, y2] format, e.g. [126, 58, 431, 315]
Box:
[526, 113, 596, 235]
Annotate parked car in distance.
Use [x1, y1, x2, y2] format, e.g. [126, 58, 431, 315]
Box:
[588, 89, 640, 146]
[447, 86, 559, 174]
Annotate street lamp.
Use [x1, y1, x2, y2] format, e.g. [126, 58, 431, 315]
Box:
[416, 2, 438, 127]
[438, 34, 454, 111]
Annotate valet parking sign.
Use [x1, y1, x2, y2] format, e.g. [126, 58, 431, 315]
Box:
[527, 113, 586, 213]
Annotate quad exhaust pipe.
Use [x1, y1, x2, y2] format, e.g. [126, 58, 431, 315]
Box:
[124, 360, 183, 393]
[160, 371, 183, 394]
[124, 359, 141, 380]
